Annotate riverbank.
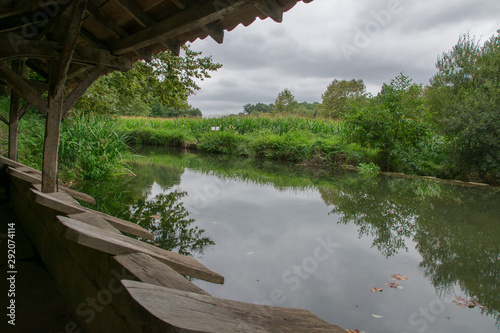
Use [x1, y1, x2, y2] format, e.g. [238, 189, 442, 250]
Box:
[116, 116, 499, 185]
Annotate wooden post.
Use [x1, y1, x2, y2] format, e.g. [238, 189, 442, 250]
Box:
[8, 61, 24, 161]
[8, 90, 20, 161]
[41, 0, 87, 193]
[41, 83, 64, 193]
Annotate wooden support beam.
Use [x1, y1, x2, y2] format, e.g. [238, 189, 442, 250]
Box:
[0, 114, 8, 125]
[8, 60, 24, 161]
[110, 0, 249, 54]
[49, 0, 87, 98]
[42, 61, 64, 193]
[254, 0, 284, 23]
[18, 102, 31, 120]
[73, 45, 133, 70]
[62, 65, 107, 117]
[0, 62, 48, 115]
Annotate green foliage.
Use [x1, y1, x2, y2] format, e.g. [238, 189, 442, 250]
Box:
[150, 102, 202, 118]
[357, 162, 381, 176]
[273, 88, 297, 114]
[198, 130, 250, 155]
[428, 31, 500, 181]
[243, 102, 273, 115]
[344, 73, 439, 174]
[59, 112, 129, 179]
[76, 45, 221, 116]
[320, 79, 368, 118]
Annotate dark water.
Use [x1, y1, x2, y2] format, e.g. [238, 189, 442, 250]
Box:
[73, 146, 500, 333]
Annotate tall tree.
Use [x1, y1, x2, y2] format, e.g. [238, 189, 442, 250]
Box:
[320, 79, 367, 118]
[273, 88, 297, 114]
[427, 31, 500, 180]
[75, 45, 222, 116]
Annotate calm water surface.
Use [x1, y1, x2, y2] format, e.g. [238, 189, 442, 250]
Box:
[74, 146, 500, 333]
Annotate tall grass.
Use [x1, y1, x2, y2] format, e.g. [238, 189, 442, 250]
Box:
[59, 112, 129, 179]
[116, 115, 375, 167]
[118, 115, 341, 138]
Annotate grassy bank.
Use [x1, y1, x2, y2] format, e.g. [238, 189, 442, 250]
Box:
[117, 115, 380, 168]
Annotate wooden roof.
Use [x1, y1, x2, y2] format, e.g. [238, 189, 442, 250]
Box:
[0, 0, 313, 193]
[0, 0, 313, 86]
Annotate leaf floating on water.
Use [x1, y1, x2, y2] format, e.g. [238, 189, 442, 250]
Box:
[396, 285, 404, 290]
[372, 314, 383, 318]
[391, 274, 407, 281]
[246, 251, 255, 255]
[370, 287, 383, 292]
[453, 300, 468, 308]
[385, 282, 400, 288]
[345, 330, 360, 333]
[453, 297, 486, 309]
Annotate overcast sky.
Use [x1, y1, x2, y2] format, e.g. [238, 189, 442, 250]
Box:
[187, 0, 499, 116]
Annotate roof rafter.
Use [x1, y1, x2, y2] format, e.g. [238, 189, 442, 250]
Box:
[109, 0, 251, 55]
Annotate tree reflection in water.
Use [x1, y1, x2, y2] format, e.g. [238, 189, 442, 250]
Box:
[126, 191, 214, 256]
[320, 175, 500, 325]
[73, 163, 214, 258]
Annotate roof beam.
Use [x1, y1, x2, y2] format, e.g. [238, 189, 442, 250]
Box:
[114, 0, 156, 28]
[254, 0, 283, 23]
[63, 65, 107, 116]
[0, 0, 59, 19]
[85, 2, 128, 39]
[0, 62, 48, 115]
[110, 0, 251, 54]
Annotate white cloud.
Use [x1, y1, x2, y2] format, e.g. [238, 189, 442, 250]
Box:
[188, 0, 499, 115]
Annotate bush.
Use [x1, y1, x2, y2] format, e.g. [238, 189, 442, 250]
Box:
[343, 73, 440, 174]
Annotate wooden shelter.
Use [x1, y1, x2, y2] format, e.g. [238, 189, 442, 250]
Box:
[0, 0, 313, 193]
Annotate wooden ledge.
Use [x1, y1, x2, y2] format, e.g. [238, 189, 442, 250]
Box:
[58, 216, 224, 284]
[112, 253, 210, 295]
[121, 280, 345, 333]
[27, 187, 153, 240]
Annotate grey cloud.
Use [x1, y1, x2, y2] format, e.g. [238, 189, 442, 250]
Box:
[189, 0, 498, 116]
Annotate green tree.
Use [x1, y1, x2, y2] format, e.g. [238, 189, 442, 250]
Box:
[273, 88, 297, 114]
[243, 102, 273, 115]
[427, 31, 500, 181]
[76, 45, 222, 116]
[320, 79, 367, 118]
[345, 73, 435, 173]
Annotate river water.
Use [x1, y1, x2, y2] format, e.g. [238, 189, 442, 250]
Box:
[73, 146, 500, 333]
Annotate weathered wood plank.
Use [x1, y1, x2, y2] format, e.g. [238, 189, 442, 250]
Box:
[27, 184, 151, 239]
[76, 206, 154, 240]
[121, 280, 345, 333]
[32, 189, 86, 215]
[58, 186, 96, 204]
[112, 252, 211, 295]
[7, 166, 42, 184]
[2, 159, 95, 203]
[58, 216, 224, 284]
[68, 212, 121, 234]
